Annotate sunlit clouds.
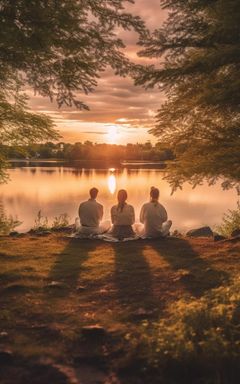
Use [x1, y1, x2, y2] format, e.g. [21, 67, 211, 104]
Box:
[27, 1, 167, 144]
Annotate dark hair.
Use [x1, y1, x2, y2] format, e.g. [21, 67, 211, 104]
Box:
[150, 186, 159, 200]
[89, 187, 98, 199]
[117, 189, 127, 212]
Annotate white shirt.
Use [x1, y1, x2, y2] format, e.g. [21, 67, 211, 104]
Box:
[140, 201, 168, 236]
[111, 204, 135, 226]
[79, 199, 103, 228]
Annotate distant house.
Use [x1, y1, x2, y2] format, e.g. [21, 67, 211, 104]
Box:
[58, 142, 64, 151]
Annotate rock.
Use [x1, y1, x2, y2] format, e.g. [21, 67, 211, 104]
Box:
[0, 331, 8, 339]
[186, 226, 213, 237]
[172, 230, 183, 237]
[81, 325, 107, 338]
[0, 350, 13, 364]
[132, 308, 155, 319]
[231, 229, 240, 237]
[174, 270, 195, 283]
[9, 231, 26, 238]
[31, 324, 48, 330]
[99, 288, 108, 294]
[213, 234, 226, 242]
[9, 231, 19, 237]
[76, 285, 86, 292]
[45, 281, 67, 289]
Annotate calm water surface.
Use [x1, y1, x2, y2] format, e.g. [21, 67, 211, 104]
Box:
[0, 166, 238, 232]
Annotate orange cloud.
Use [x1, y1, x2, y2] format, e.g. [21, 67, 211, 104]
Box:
[27, 1, 167, 144]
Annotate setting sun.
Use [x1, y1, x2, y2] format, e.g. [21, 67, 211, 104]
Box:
[106, 125, 119, 144]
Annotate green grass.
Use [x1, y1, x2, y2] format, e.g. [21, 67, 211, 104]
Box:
[0, 234, 239, 383]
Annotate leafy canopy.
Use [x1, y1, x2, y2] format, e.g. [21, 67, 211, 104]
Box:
[136, 0, 240, 190]
[0, 0, 145, 180]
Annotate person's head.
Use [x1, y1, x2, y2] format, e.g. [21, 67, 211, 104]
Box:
[89, 187, 98, 199]
[117, 189, 127, 211]
[117, 189, 127, 203]
[150, 186, 159, 201]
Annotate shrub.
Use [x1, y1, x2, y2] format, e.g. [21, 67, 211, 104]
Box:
[0, 204, 21, 235]
[52, 213, 70, 230]
[32, 211, 70, 232]
[33, 210, 49, 231]
[217, 202, 240, 237]
[128, 278, 240, 383]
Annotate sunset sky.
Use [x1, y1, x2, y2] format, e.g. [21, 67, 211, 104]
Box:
[28, 0, 167, 145]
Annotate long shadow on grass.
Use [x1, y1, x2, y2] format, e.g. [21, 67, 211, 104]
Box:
[46, 239, 98, 296]
[149, 238, 228, 297]
[111, 242, 157, 317]
[150, 237, 229, 297]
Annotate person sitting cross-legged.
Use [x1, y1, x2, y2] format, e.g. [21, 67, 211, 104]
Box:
[110, 189, 135, 240]
[77, 187, 110, 235]
[140, 186, 172, 238]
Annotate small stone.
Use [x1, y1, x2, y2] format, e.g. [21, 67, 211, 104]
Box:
[231, 229, 240, 237]
[45, 281, 67, 289]
[186, 226, 213, 237]
[174, 270, 195, 283]
[76, 285, 86, 292]
[81, 325, 107, 338]
[31, 324, 48, 330]
[9, 232, 26, 238]
[0, 331, 8, 338]
[213, 234, 226, 241]
[0, 350, 13, 364]
[9, 231, 19, 237]
[132, 308, 154, 319]
[99, 288, 108, 294]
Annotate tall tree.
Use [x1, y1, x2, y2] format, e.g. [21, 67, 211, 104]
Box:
[136, 0, 240, 191]
[0, 0, 145, 180]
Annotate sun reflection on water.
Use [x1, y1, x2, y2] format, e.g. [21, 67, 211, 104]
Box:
[0, 167, 238, 233]
[108, 169, 116, 194]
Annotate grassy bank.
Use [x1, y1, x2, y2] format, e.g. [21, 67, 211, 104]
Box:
[0, 234, 239, 384]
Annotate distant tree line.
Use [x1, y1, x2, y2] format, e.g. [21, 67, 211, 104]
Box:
[3, 141, 174, 162]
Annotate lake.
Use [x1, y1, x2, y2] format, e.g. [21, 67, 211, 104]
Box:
[0, 164, 238, 233]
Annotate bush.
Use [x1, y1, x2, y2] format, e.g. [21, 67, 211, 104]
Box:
[0, 204, 21, 235]
[217, 202, 240, 237]
[33, 210, 50, 231]
[128, 278, 240, 383]
[32, 211, 70, 232]
[52, 213, 70, 230]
